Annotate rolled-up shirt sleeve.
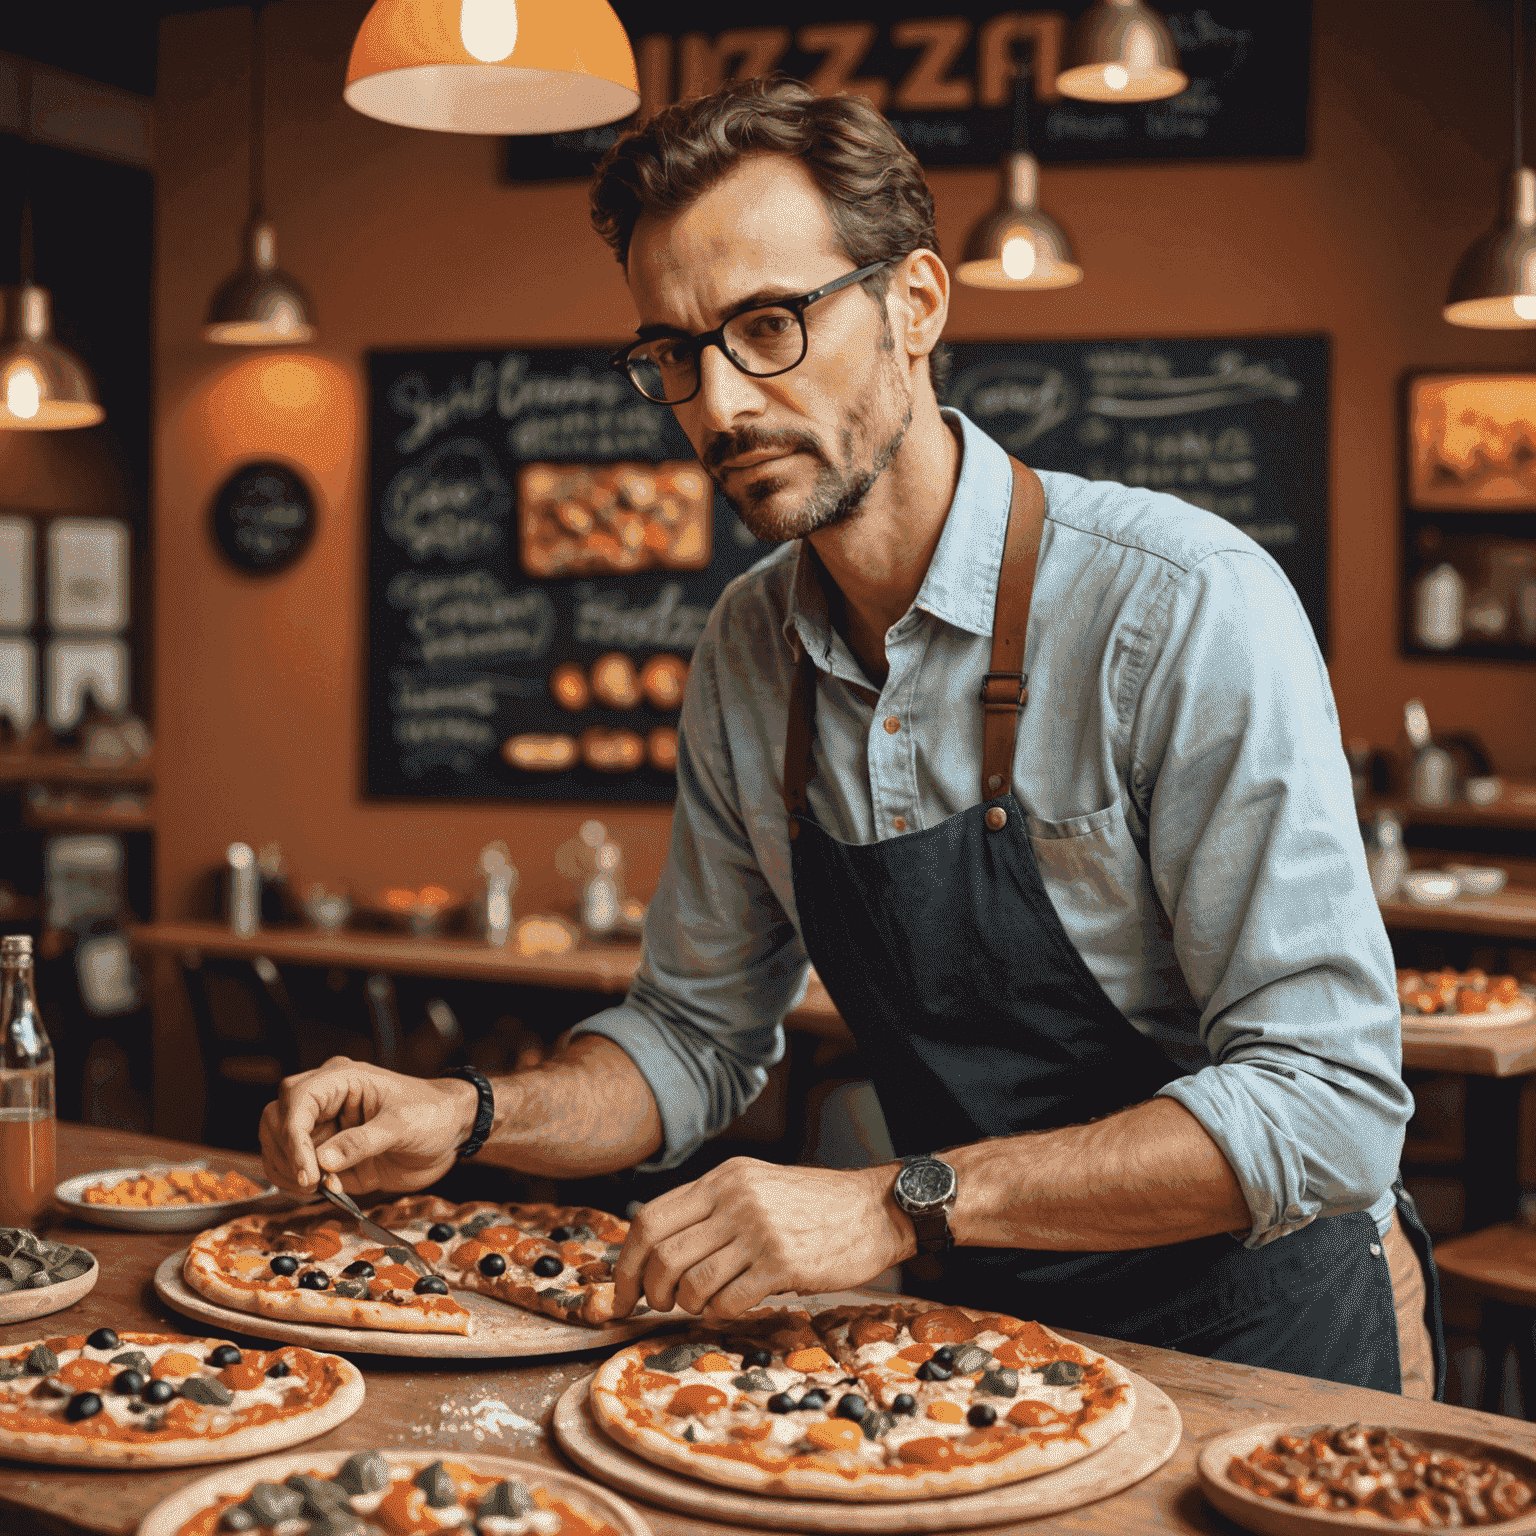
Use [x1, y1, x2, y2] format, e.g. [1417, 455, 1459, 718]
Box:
[570, 607, 809, 1170]
[1131, 551, 1412, 1246]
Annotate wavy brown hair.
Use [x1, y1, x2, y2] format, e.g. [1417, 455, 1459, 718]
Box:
[591, 75, 950, 398]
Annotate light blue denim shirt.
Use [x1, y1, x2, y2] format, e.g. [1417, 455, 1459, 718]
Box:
[573, 408, 1409, 1246]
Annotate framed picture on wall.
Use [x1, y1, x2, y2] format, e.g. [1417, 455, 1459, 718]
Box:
[1406, 372, 1536, 511]
[1401, 372, 1536, 660]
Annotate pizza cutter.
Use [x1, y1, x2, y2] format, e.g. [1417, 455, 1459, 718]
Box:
[317, 1176, 443, 1281]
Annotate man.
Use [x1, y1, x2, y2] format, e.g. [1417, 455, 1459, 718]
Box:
[264, 77, 1439, 1396]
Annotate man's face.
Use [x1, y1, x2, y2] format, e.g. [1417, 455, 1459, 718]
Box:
[626, 154, 913, 544]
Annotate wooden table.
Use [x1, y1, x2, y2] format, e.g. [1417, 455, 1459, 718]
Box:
[8, 1124, 1535, 1536]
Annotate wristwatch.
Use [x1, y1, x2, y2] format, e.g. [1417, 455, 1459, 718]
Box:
[439, 1065, 495, 1161]
[892, 1153, 958, 1255]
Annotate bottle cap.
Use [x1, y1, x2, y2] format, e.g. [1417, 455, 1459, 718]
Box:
[0, 935, 33, 961]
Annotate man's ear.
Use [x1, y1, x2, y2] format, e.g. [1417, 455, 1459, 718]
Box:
[893, 248, 950, 366]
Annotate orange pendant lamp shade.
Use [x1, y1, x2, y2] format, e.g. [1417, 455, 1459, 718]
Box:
[345, 0, 640, 135]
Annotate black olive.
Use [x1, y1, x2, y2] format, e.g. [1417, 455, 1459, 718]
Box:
[742, 1348, 772, 1369]
[144, 1379, 176, 1405]
[532, 1255, 562, 1278]
[270, 1255, 299, 1277]
[266, 1360, 290, 1379]
[916, 1360, 952, 1381]
[891, 1393, 916, 1415]
[838, 1376, 858, 1386]
[932, 1346, 956, 1367]
[298, 1270, 330, 1291]
[967, 1403, 997, 1428]
[113, 1369, 145, 1396]
[341, 1260, 375, 1279]
[85, 1328, 119, 1351]
[836, 1394, 866, 1421]
[798, 1389, 829, 1411]
[426, 1223, 455, 1243]
[65, 1392, 103, 1421]
[549, 1225, 575, 1242]
[413, 1275, 449, 1295]
[767, 1392, 797, 1414]
[478, 1252, 507, 1277]
[207, 1344, 243, 1368]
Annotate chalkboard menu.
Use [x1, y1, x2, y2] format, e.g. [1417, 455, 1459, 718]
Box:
[365, 348, 772, 801]
[944, 334, 1330, 651]
[505, 0, 1310, 181]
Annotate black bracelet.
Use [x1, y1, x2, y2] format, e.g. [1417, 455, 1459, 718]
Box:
[440, 1065, 495, 1161]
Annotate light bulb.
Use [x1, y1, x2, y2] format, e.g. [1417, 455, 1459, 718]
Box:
[461, 0, 519, 62]
[1514, 294, 1536, 320]
[1001, 236, 1037, 281]
[5, 365, 41, 420]
[1102, 63, 1130, 91]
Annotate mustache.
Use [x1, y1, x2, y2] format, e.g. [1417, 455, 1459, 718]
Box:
[701, 428, 826, 473]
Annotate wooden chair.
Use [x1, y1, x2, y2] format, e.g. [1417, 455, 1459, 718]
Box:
[1432, 1222, 1536, 1415]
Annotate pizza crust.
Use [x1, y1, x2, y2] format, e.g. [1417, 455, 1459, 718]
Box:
[590, 1306, 1136, 1503]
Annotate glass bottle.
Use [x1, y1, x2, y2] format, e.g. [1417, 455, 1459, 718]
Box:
[0, 935, 56, 1230]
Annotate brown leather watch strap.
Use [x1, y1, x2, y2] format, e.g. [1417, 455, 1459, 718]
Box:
[980, 457, 1046, 802]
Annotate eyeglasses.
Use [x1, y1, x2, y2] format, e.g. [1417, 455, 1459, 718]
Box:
[611, 260, 892, 405]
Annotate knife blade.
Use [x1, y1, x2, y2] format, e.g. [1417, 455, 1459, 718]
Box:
[316, 1177, 441, 1280]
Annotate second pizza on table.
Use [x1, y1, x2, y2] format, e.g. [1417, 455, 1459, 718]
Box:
[0, 1328, 362, 1467]
[183, 1196, 631, 1336]
[590, 1301, 1136, 1502]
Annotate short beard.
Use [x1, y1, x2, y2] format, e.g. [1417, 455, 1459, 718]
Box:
[703, 328, 913, 544]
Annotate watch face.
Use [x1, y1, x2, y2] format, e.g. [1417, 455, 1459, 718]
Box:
[898, 1158, 956, 1210]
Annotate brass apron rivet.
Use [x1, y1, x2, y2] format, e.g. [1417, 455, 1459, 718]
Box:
[985, 806, 1007, 831]
[987, 774, 1003, 793]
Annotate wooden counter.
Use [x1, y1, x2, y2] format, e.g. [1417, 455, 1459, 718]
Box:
[6, 1124, 1534, 1536]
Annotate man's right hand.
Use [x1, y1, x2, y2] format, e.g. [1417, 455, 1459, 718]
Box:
[259, 1056, 480, 1196]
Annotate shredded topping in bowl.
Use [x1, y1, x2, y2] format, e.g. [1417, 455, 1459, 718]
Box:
[1228, 1423, 1535, 1527]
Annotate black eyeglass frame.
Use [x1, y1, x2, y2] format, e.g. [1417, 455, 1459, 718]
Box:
[610, 259, 895, 405]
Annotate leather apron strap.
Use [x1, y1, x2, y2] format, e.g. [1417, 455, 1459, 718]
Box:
[781, 455, 1047, 823]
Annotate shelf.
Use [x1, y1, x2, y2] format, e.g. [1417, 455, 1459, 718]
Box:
[21, 807, 154, 833]
[1360, 787, 1536, 832]
[1379, 885, 1536, 942]
[0, 754, 155, 788]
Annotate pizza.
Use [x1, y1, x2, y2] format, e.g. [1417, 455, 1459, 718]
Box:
[149, 1450, 641, 1536]
[590, 1301, 1136, 1502]
[0, 1328, 362, 1467]
[184, 1196, 631, 1336]
[1397, 967, 1532, 1020]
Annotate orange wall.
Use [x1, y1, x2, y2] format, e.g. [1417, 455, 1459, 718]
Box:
[154, 0, 1536, 926]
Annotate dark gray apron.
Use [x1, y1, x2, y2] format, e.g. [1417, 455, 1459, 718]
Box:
[782, 457, 1441, 1393]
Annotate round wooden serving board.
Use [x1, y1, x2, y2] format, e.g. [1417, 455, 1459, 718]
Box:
[136, 1446, 654, 1536]
[0, 1254, 98, 1325]
[553, 1368, 1182, 1532]
[154, 1251, 686, 1359]
[1197, 1421, 1536, 1536]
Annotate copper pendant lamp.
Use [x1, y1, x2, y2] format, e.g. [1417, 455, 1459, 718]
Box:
[344, 0, 640, 135]
[957, 65, 1083, 291]
[205, 3, 317, 345]
[0, 70, 105, 431]
[1057, 0, 1187, 105]
[1445, 0, 1536, 327]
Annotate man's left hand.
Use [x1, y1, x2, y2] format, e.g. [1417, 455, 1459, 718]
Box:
[613, 1157, 912, 1320]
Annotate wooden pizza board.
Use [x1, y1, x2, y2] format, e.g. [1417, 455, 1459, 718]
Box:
[552, 1367, 1182, 1532]
[1197, 1421, 1536, 1536]
[0, 1254, 98, 1325]
[154, 1250, 688, 1359]
[136, 1446, 655, 1536]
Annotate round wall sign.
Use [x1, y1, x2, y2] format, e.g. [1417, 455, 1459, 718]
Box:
[209, 460, 317, 574]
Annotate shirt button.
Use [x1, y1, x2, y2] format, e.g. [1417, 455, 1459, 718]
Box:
[1369, 1243, 1382, 1257]
[883, 716, 901, 734]
[892, 816, 908, 832]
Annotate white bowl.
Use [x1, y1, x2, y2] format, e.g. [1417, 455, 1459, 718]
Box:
[1401, 870, 1462, 906]
[1443, 864, 1507, 898]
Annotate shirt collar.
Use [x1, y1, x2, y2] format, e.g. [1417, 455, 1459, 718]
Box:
[783, 408, 1012, 658]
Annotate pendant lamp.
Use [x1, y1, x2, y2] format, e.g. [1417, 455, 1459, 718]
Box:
[1057, 0, 1187, 104]
[345, 0, 640, 135]
[0, 71, 105, 431]
[205, 3, 316, 345]
[957, 66, 1083, 291]
[1445, 0, 1536, 327]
